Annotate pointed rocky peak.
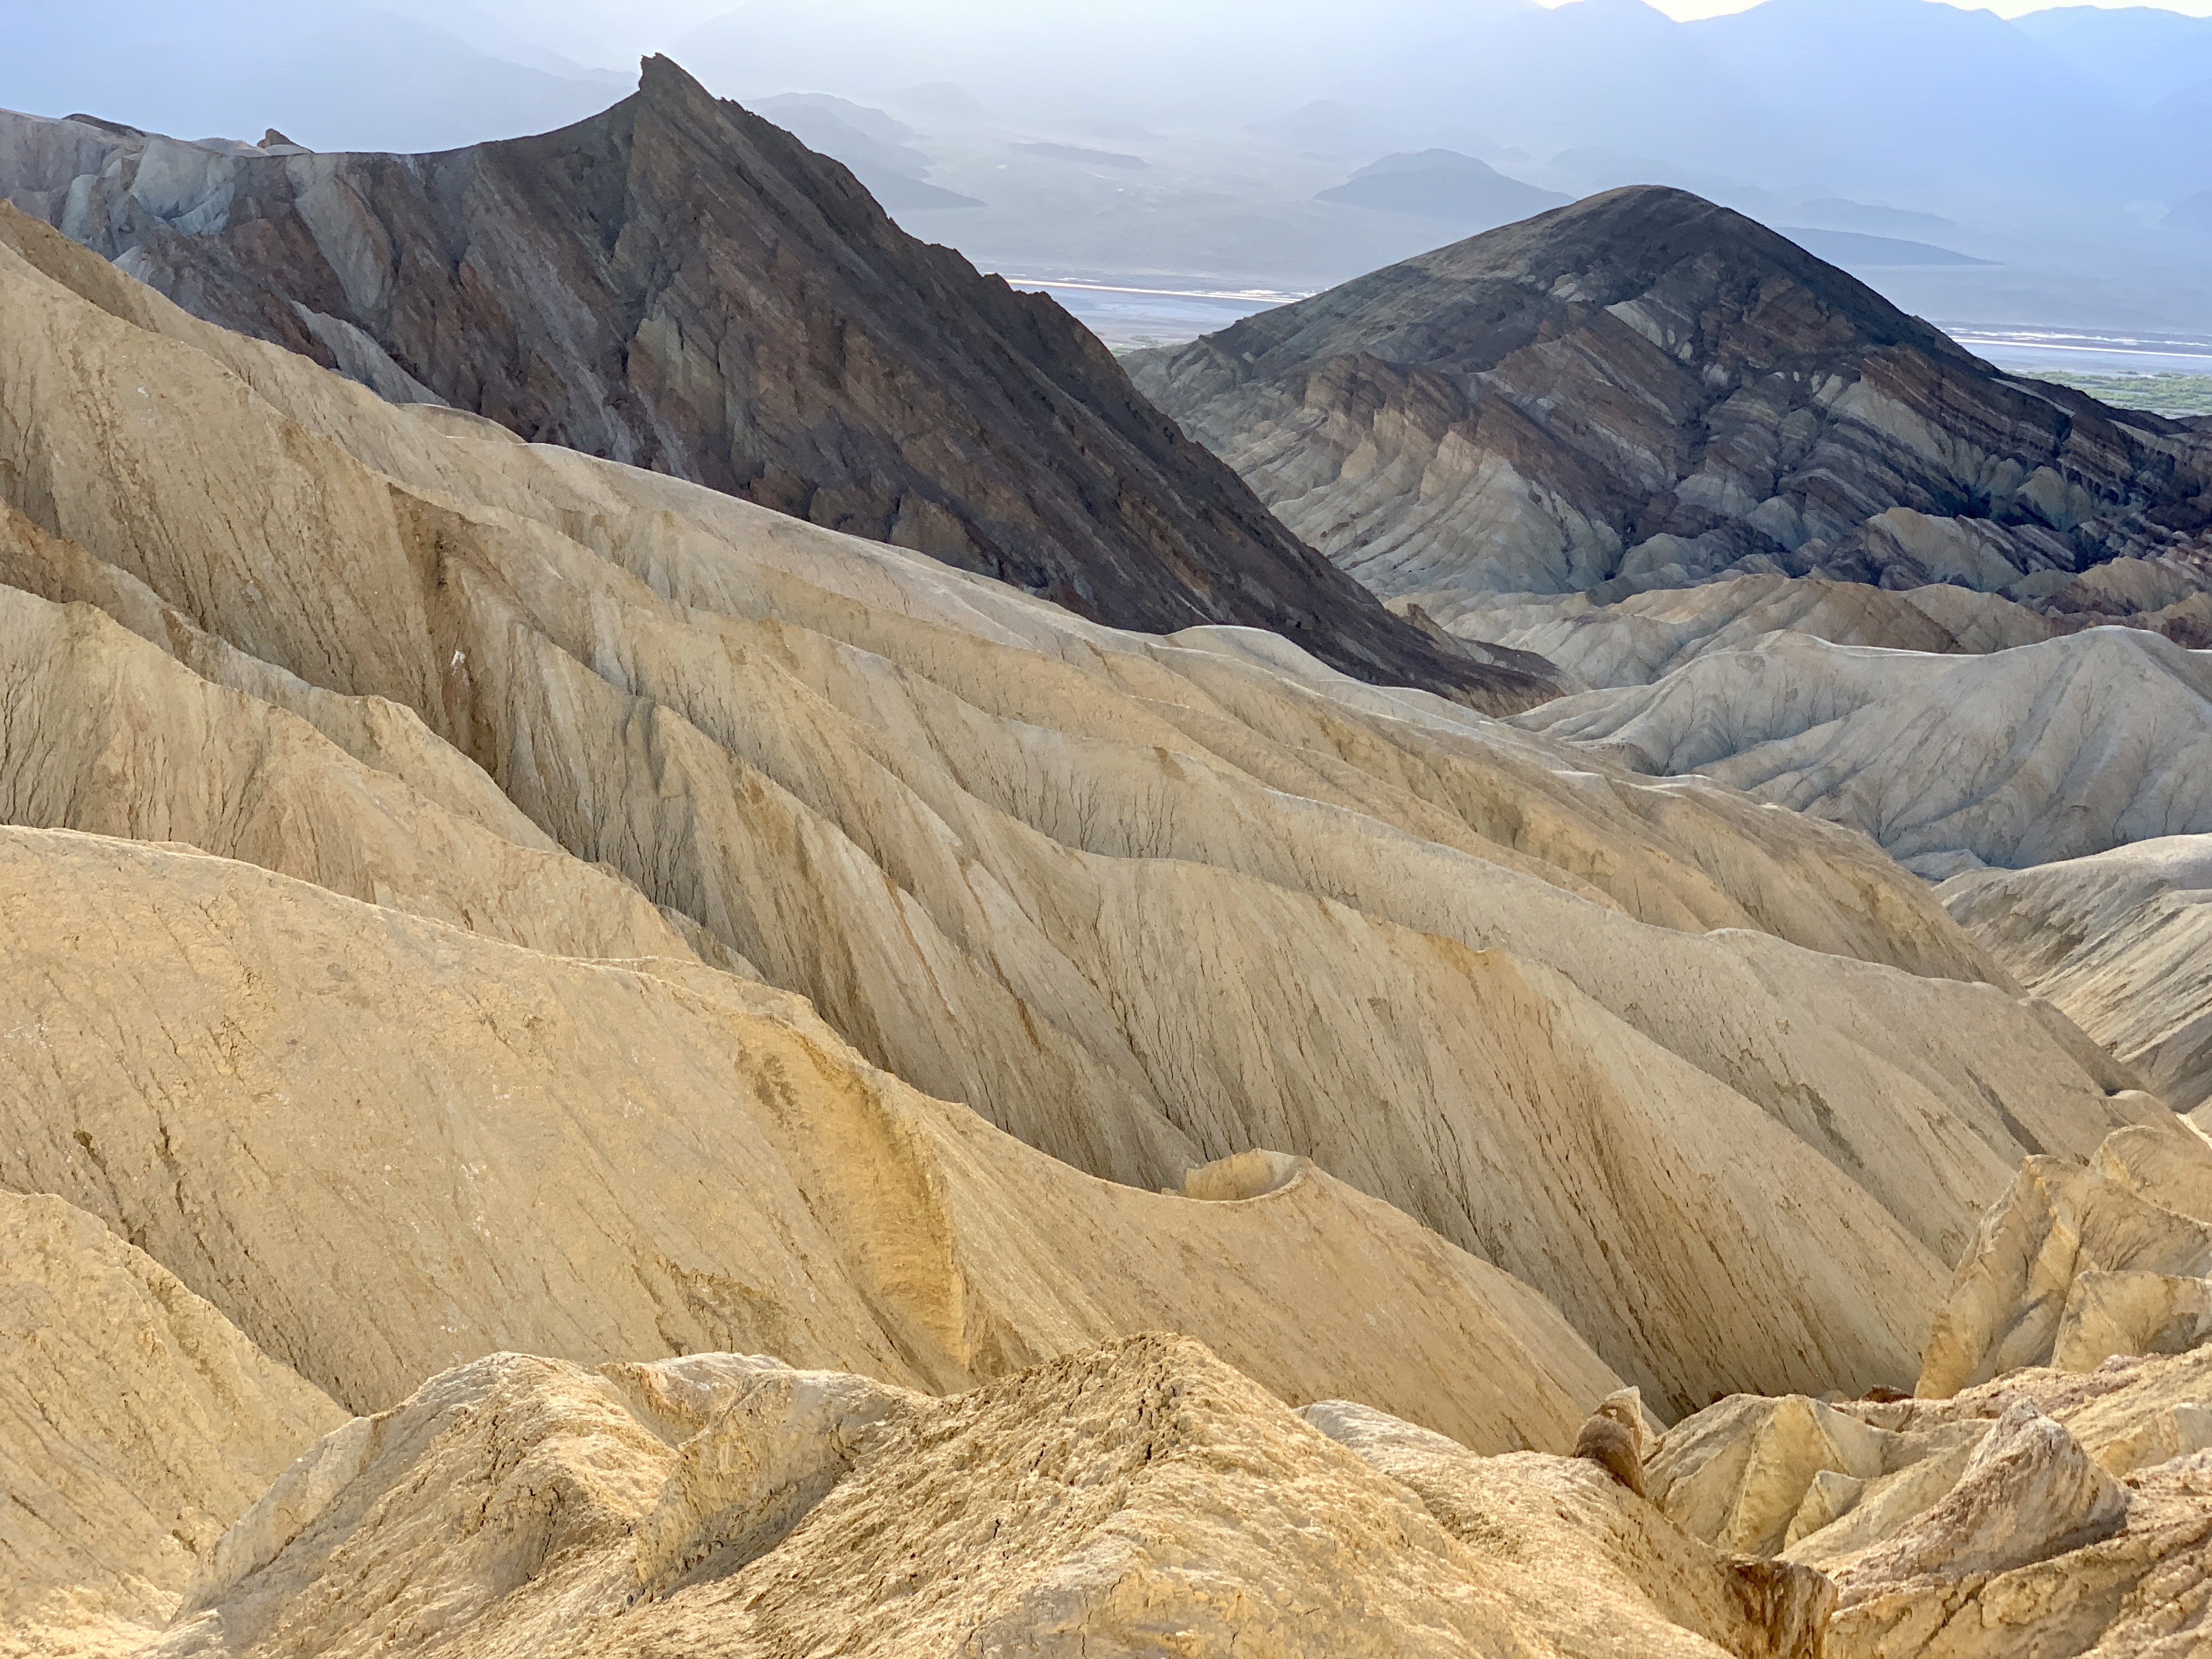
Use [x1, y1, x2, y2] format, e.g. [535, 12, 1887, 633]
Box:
[633, 50, 726, 120]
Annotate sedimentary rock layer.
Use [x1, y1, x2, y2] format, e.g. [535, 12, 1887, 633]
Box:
[1447, 573, 2056, 690]
[0, 1192, 343, 1659]
[1653, 1339, 2212, 1657]
[0, 823, 1626, 1446]
[1945, 837, 2212, 1118]
[0, 63, 1535, 704]
[138, 1336, 1833, 1659]
[1517, 625, 2212, 874]
[1129, 187, 2212, 629]
[0, 195, 2170, 1419]
[1919, 1124, 2212, 1395]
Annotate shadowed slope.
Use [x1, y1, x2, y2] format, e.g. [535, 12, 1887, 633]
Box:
[1131, 187, 2211, 630]
[0, 60, 1545, 708]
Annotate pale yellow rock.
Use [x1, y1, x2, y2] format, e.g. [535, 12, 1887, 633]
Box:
[1819, 1400, 2130, 1601]
[1306, 1397, 1836, 1658]
[1944, 836, 2212, 1115]
[0, 1190, 345, 1658]
[0, 826, 1621, 1456]
[1646, 1392, 1899, 1556]
[1642, 1348, 2212, 1657]
[1517, 626, 2212, 874]
[1812, 1401, 2192, 1659]
[1449, 574, 2053, 692]
[0, 575, 698, 963]
[0, 197, 2162, 1412]
[146, 1335, 1834, 1659]
[1918, 1125, 2212, 1395]
[2052, 1271, 2212, 1374]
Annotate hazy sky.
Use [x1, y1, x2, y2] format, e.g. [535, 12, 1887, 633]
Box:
[402, 0, 2212, 68]
[1636, 0, 2212, 13]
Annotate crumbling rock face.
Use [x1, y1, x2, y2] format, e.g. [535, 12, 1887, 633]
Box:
[0, 1192, 345, 1658]
[131, 1337, 1838, 1659]
[1818, 1399, 2131, 1598]
[1919, 1125, 2212, 1396]
[1305, 1395, 1836, 1659]
[1130, 188, 2212, 636]
[1650, 1347, 2212, 1658]
[0, 63, 1541, 707]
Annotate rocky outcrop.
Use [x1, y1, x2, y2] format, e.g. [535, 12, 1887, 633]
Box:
[1128, 187, 2212, 633]
[128, 1336, 1833, 1659]
[1944, 837, 2212, 1117]
[1516, 626, 2212, 875]
[1306, 1393, 1837, 1659]
[1650, 1346, 2212, 1658]
[0, 1190, 345, 1658]
[0, 64, 1533, 707]
[1918, 1124, 2212, 1395]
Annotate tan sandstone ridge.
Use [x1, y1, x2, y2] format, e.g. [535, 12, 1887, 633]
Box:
[0, 1191, 345, 1659]
[36, 1312, 2212, 1658]
[1516, 625, 2212, 877]
[1917, 1123, 2212, 1396]
[1944, 837, 2212, 1119]
[0, 195, 2181, 1425]
[134, 1335, 1836, 1659]
[0, 825, 1634, 1435]
[1646, 1347, 2212, 1657]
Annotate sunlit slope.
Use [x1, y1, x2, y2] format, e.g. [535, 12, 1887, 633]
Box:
[0, 199, 2168, 1414]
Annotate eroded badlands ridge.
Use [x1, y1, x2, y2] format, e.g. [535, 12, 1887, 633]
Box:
[0, 60, 1530, 704]
[0, 194, 2170, 1421]
[1130, 187, 2212, 634]
[4, 152, 2211, 1658]
[1516, 626, 2212, 874]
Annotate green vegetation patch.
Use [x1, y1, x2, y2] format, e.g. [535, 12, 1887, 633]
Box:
[2025, 371, 2212, 419]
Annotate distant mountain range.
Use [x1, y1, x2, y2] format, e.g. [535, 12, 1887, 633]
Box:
[751, 94, 984, 209]
[1316, 151, 1571, 232]
[655, 0, 2212, 207]
[0, 0, 620, 153]
[7, 1, 2209, 327]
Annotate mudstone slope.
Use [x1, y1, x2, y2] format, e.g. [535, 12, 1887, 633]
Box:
[1515, 625, 2212, 877]
[2, 158, 2211, 1658]
[0, 192, 2177, 1420]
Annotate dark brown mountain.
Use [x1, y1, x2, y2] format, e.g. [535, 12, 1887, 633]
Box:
[0, 57, 1548, 707]
[1128, 187, 2212, 636]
